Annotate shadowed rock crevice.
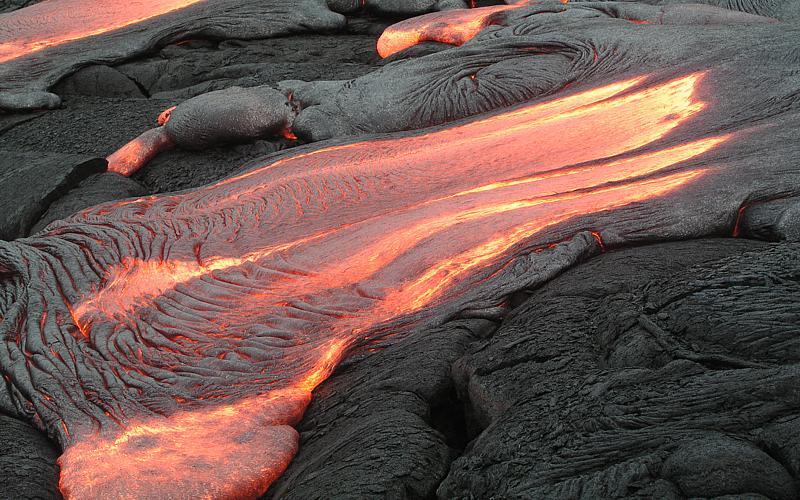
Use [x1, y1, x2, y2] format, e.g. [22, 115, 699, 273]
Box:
[427, 379, 472, 455]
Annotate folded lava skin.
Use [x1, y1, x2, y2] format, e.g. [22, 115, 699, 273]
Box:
[0, 0, 799, 498]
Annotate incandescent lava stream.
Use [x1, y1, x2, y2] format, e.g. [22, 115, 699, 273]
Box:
[0, 73, 729, 498]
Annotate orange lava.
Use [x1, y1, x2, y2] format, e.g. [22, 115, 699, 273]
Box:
[106, 126, 174, 176]
[51, 73, 726, 498]
[377, 4, 521, 58]
[0, 0, 208, 64]
[157, 105, 177, 126]
[59, 389, 307, 499]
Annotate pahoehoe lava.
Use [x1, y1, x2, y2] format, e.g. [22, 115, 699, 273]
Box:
[0, 0, 799, 498]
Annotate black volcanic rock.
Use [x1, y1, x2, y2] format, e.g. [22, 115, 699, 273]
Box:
[654, 0, 800, 21]
[0, 0, 38, 13]
[739, 197, 800, 242]
[0, 32, 382, 192]
[53, 65, 145, 99]
[115, 35, 379, 100]
[0, 97, 176, 157]
[441, 239, 800, 498]
[29, 173, 148, 236]
[0, 151, 105, 240]
[0, 415, 60, 499]
[0, 0, 799, 497]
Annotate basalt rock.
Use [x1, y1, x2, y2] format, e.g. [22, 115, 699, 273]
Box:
[30, 173, 148, 236]
[114, 35, 379, 100]
[53, 65, 145, 99]
[265, 238, 800, 498]
[1, 63, 800, 495]
[440, 238, 800, 499]
[106, 85, 296, 175]
[327, 0, 469, 16]
[0, 0, 37, 13]
[0, 415, 61, 499]
[265, 319, 495, 499]
[645, 0, 800, 21]
[0, 151, 105, 240]
[106, 1, 796, 166]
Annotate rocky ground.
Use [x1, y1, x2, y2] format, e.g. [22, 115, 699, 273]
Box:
[1, 0, 799, 499]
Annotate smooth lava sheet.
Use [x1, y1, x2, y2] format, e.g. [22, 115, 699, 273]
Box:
[0, 72, 734, 498]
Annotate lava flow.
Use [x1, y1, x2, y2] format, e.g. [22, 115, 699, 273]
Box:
[0, 0, 208, 64]
[0, 72, 728, 499]
[377, 3, 521, 58]
[376, 0, 566, 58]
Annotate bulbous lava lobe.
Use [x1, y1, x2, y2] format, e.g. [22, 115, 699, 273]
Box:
[107, 85, 295, 176]
[0, 90, 60, 112]
[285, 0, 777, 142]
[376, 2, 526, 58]
[165, 85, 296, 150]
[0, 0, 346, 112]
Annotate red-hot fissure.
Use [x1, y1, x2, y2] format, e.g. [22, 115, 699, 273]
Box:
[12, 73, 725, 498]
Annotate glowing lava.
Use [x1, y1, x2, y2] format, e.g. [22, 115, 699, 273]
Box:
[106, 126, 174, 177]
[377, 3, 522, 58]
[0, 0, 208, 64]
[3, 72, 727, 499]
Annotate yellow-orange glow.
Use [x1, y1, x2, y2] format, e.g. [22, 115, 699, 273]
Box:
[377, 4, 521, 58]
[58, 389, 307, 499]
[106, 127, 173, 176]
[54, 73, 726, 499]
[0, 0, 208, 64]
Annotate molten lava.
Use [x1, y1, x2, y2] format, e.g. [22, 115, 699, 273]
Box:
[2, 72, 727, 499]
[0, 0, 208, 64]
[106, 127, 174, 177]
[377, 4, 521, 58]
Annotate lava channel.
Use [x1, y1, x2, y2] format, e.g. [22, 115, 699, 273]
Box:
[0, 72, 728, 499]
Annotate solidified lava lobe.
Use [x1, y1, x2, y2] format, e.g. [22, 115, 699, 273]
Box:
[1, 73, 728, 499]
[0, 0, 209, 63]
